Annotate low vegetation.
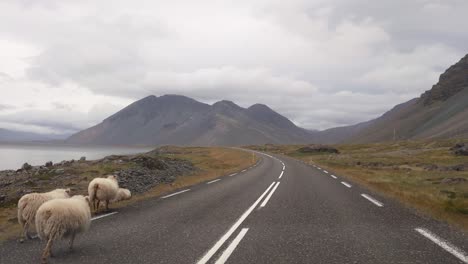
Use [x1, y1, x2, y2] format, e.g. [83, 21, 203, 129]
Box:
[0, 146, 257, 242]
[248, 140, 468, 230]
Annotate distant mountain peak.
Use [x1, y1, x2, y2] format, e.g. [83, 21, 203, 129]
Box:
[420, 53, 468, 105]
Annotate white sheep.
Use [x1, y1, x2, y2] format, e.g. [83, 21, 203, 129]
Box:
[17, 188, 71, 242]
[112, 188, 132, 202]
[87, 175, 119, 212]
[35, 195, 91, 264]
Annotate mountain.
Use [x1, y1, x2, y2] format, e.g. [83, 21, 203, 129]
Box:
[0, 128, 68, 142]
[67, 95, 314, 146]
[321, 53, 468, 143]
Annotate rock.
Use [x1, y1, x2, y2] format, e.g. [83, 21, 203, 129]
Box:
[79, 156, 86, 161]
[451, 143, 468, 156]
[298, 145, 339, 154]
[54, 168, 65, 174]
[22, 163, 32, 171]
[441, 177, 467, 184]
[45, 161, 53, 167]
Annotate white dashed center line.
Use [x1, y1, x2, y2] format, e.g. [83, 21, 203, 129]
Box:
[207, 179, 221, 184]
[341, 182, 352, 188]
[91, 211, 118, 221]
[330, 175, 337, 179]
[215, 228, 250, 264]
[229, 173, 237, 177]
[161, 189, 191, 199]
[323, 170, 329, 174]
[415, 228, 468, 263]
[361, 194, 383, 207]
[278, 171, 284, 179]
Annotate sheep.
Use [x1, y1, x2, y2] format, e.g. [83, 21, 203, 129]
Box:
[88, 175, 119, 212]
[112, 188, 132, 202]
[35, 195, 91, 264]
[17, 188, 71, 242]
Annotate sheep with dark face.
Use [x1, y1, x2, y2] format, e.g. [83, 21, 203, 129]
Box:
[17, 188, 71, 242]
[88, 175, 119, 212]
[35, 195, 91, 264]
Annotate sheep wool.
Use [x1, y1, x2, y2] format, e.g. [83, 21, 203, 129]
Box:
[35, 195, 91, 264]
[88, 175, 119, 211]
[17, 188, 71, 241]
[112, 188, 132, 202]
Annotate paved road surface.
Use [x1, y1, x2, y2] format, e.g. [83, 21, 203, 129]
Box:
[1, 150, 467, 263]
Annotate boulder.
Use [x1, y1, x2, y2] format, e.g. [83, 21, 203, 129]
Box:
[451, 143, 468, 156]
[45, 161, 53, 167]
[21, 163, 32, 171]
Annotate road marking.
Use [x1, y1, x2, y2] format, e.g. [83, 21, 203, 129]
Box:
[91, 211, 118, 221]
[323, 170, 329, 174]
[229, 173, 237, 177]
[415, 228, 468, 263]
[361, 194, 383, 207]
[341, 182, 352, 188]
[161, 189, 190, 199]
[282, 165, 285, 170]
[207, 179, 221, 184]
[241, 169, 247, 172]
[215, 228, 249, 264]
[260, 182, 281, 208]
[330, 175, 337, 179]
[197, 182, 276, 264]
[278, 171, 284, 179]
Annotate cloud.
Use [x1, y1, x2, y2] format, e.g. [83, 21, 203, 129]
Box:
[0, 0, 466, 133]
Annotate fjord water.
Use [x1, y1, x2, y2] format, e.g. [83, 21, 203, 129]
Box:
[0, 144, 153, 170]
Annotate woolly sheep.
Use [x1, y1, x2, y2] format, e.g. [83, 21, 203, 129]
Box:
[88, 175, 119, 212]
[17, 188, 71, 242]
[35, 195, 91, 264]
[112, 188, 132, 202]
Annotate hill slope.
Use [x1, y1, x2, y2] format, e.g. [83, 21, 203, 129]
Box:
[67, 95, 314, 146]
[320, 53, 468, 143]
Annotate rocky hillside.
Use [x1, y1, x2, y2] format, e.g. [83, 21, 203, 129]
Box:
[67, 95, 314, 146]
[318, 53, 468, 143]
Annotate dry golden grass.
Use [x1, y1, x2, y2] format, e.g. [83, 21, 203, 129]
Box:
[248, 139, 468, 230]
[0, 147, 257, 242]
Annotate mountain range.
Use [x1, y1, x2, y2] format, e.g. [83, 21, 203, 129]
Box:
[5, 53, 467, 146]
[67, 95, 313, 146]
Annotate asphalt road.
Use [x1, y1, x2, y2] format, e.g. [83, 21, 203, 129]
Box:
[1, 150, 467, 263]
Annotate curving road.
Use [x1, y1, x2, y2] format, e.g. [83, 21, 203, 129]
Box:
[0, 150, 467, 263]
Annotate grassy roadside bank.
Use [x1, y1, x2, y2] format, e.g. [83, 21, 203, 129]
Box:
[247, 140, 468, 231]
[0, 146, 258, 242]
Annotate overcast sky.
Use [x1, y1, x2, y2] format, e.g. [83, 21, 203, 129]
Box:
[0, 0, 467, 135]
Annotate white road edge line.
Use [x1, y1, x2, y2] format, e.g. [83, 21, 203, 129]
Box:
[91, 211, 118, 221]
[361, 194, 383, 207]
[241, 169, 247, 172]
[278, 171, 284, 179]
[282, 165, 285, 170]
[229, 173, 237, 177]
[215, 228, 249, 264]
[260, 182, 281, 208]
[207, 179, 221, 184]
[415, 228, 468, 263]
[161, 189, 190, 199]
[197, 182, 276, 264]
[330, 175, 337, 179]
[341, 182, 352, 188]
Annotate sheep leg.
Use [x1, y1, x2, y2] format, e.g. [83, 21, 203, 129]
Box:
[19, 222, 29, 243]
[105, 200, 109, 211]
[41, 237, 54, 264]
[69, 233, 76, 250]
[96, 200, 100, 212]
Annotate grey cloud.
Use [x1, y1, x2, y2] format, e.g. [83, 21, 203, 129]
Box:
[0, 0, 467, 133]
